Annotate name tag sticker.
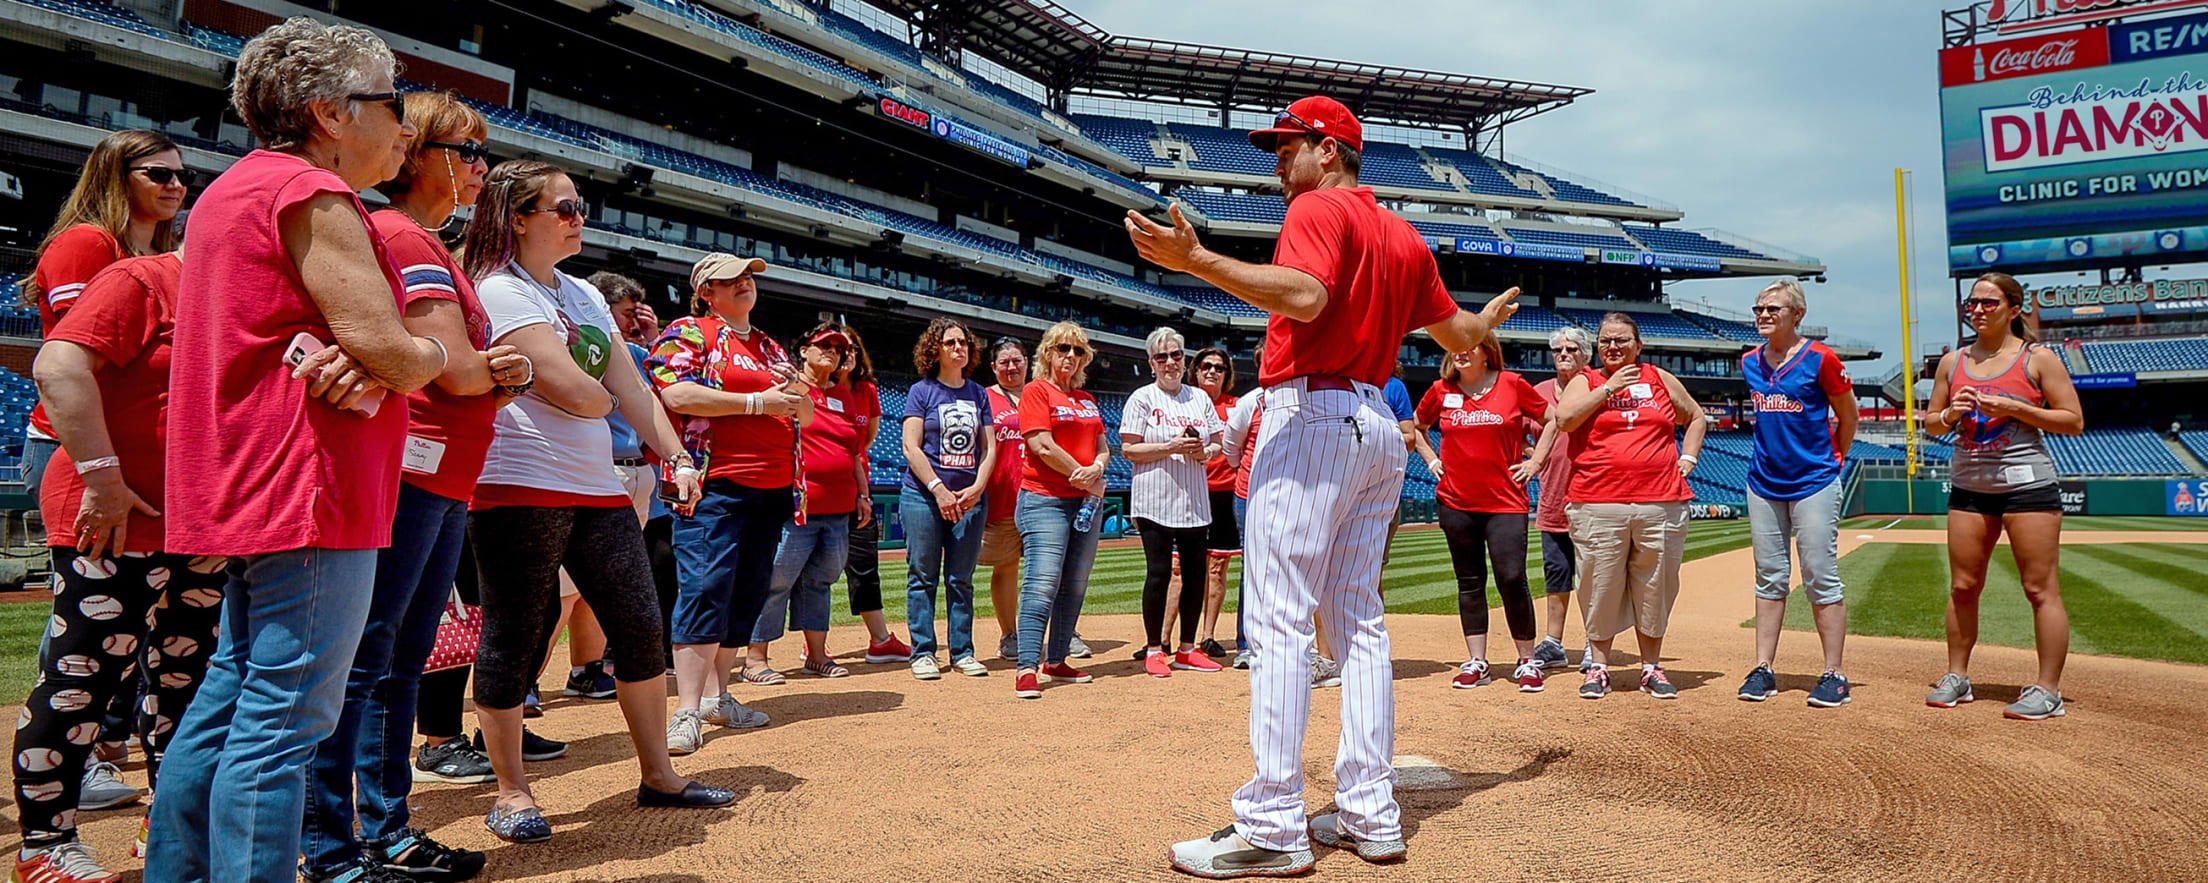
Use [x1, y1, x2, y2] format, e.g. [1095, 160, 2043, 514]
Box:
[403, 436, 447, 474]
[1443, 394, 1464, 409]
[1628, 383, 1653, 399]
[823, 396, 846, 413]
[2003, 465, 2036, 486]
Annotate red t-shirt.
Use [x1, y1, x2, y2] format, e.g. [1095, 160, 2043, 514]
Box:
[1415, 373, 1548, 513]
[1566, 365, 1694, 504]
[1260, 187, 1457, 386]
[165, 150, 409, 554]
[1205, 393, 1239, 492]
[28, 225, 126, 438]
[648, 318, 796, 489]
[38, 254, 180, 553]
[800, 382, 864, 515]
[1019, 379, 1103, 498]
[1532, 378, 1575, 532]
[370, 210, 496, 502]
[984, 385, 1024, 522]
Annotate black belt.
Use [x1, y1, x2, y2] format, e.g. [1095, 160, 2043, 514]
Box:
[613, 457, 650, 468]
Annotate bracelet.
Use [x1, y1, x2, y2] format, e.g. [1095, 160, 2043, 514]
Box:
[418, 335, 449, 373]
[747, 392, 762, 415]
[926, 478, 946, 491]
[1678, 455, 1698, 464]
[73, 456, 120, 475]
[499, 379, 534, 397]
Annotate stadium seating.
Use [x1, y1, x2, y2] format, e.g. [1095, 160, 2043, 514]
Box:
[1496, 305, 1571, 335]
[1419, 145, 1538, 198]
[1156, 122, 1278, 178]
[1357, 141, 1445, 190]
[2079, 338, 2208, 374]
[2044, 426, 2187, 476]
[1500, 225, 1639, 251]
[1161, 286, 1263, 319]
[1070, 114, 1163, 166]
[1555, 308, 1718, 341]
[2179, 430, 2208, 467]
[1679, 311, 1764, 343]
[1173, 191, 1285, 225]
[0, 276, 39, 338]
[18, 0, 170, 39]
[1489, 156, 1637, 208]
[1622, 225, 1768, 261]
[1410, 220, 1502, 241]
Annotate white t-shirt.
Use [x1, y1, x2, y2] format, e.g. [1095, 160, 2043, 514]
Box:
[1122, 382, 1226, 527]
[476, 263, 627, 497]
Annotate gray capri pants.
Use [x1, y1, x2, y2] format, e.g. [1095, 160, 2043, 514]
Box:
[1746, 480, 1844, 606]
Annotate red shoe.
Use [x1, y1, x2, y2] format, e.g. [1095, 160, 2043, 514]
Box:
[1513, 659, 1545, 693]
[1172, 649, 1223, 672]
[1014, 671, 1041, 699]
[865, 633, 912, 664]
[13, 841, 122, 883]
[1451, 659, 1491, 689]
[1040, 662, 1093, 683]
[1143, 650, 1172, 678]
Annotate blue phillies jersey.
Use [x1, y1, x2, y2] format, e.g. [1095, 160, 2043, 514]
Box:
[1744, 341, 1853, 501]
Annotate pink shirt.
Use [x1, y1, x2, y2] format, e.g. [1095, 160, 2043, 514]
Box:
[165, 150, 409, 554]
[1533, 378, 1574, 532]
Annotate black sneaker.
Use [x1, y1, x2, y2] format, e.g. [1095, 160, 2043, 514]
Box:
[413, 736, 495, 784]
[563, 661, 616, 699]
[1198, 638, 1228, 659]
[300, 855, 413, 883]
[473, 727, 569, 762]
[375, 826, 485, 881]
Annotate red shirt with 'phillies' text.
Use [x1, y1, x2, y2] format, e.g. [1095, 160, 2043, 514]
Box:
[1260, 187, 1457, 386]
[1415, 372, 1548, 513]
[1566, 365, 1694, 504]
[1019, 379, 1103, 498]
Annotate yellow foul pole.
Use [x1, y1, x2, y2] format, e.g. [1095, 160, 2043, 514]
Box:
[1895, 169, 1920, 513]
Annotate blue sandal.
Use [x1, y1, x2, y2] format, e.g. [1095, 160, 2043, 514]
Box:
[484, 804, 552, 843]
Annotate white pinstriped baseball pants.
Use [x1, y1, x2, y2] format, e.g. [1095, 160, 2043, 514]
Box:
[1231, 378, 1405, 851]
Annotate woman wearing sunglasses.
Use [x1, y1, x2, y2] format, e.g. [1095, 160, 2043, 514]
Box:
[19, 129, 188, 504]
[460, 162, 731, 844]
[1921, 271, 2082, 721]
[298, 91, 526, 883]
[1013, 322, 1111, 699]
[1189, 346, 1240, 660]
[1123, 327, 1226, 678]
[899, 319, 998, 680]
[745, 324, 868, 682]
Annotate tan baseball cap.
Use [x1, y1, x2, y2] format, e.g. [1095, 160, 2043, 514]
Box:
[689, 252, 767, 290]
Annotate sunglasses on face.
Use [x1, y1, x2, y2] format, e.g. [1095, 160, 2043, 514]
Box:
[1053, 343, 1088, 357]
[520, 198, 588, 222]
[1750, 305, 1788, 315]
[349, 91, 406, 125]
[1197, 362, 1226, 372]
[1963, 297, 2007, 312]
[1149, 349, 1184, 363]
[129, 166, 197, 188]
[941, 338, 971, 349]
[1550, 346, 1581, 354]
[425, 140, 488, 165]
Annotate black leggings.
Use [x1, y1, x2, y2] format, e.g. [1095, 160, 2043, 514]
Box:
[844, 514, 883, 616]
[417, 528, 482, 740]
[1437, 507, 1535, 642]
[469, 505, 666, 710]
[1136, 518, 1208, 648]
[14, 549, 224, 840]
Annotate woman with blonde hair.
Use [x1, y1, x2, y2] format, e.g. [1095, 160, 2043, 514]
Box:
[1012, 321, 1111, 699]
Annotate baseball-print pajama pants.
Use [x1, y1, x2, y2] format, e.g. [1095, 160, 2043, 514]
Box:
[1232, 379, 1406, 852]
[13, 548, 225, 842]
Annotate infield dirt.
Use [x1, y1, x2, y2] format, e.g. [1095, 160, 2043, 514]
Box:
[13, 528, 2203, 881]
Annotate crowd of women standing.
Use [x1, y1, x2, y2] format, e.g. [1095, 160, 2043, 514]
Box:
[3, 16, 2084, 883]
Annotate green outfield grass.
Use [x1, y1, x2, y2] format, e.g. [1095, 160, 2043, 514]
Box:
[1779, 541, 2208, 665]
[1841, 515, 2208, 531]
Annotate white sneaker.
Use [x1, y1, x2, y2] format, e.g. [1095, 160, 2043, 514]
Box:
[1168, 825, 1315, 878]
[702, 692, 769, 729]
[1311, 655, 1343, 689]
[911, 656, 943, 680]
[1067, 634, 1092, 658]
[665, 707, 704, 756]
[952, 656, 989, 677]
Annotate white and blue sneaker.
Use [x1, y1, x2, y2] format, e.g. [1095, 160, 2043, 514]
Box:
[1737, 666, 1779, 702]
[1806, 672, 1851, 708]
[1531, 638, 1570, 671]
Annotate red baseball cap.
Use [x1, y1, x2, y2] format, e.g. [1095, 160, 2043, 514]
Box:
[1248, 95, 1363, 154]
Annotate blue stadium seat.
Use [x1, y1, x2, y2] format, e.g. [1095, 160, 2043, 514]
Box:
[2079, 338, 2208, 374]
[1554, 308, 1717, 341]
[1622, 225, 1769, 261]
[1501, 226, 1638, 251]
[1156, 123, 1276, 178]
[1071, 115, 1163, 167]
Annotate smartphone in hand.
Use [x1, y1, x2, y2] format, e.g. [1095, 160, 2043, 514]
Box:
[283, 332, 386, 417]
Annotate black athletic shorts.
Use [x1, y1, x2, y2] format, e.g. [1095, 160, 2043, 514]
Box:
[1948, 484, 2062, 516]
[1206, 488, 1241, 553]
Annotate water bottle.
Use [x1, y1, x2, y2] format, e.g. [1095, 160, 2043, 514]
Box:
[1074, 493, 1101, 533]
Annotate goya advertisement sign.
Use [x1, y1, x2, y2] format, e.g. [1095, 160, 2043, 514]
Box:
[1941, 14, 2208, 273]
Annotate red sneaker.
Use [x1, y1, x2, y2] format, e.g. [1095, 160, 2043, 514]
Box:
[1172, 649, 1223, 672]
[1040, 662, 1093, 683]
[865, 633, 913, 664]
[14, 841, 122, 883]
[1143, 650, 1172, 678]
[1513, 659, 1545, 693]
[1014, 671, 1041, 699]
[1451, 659, 1491, 689]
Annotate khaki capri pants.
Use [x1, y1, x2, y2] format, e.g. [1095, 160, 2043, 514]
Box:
[1567, 501, 1689, 642]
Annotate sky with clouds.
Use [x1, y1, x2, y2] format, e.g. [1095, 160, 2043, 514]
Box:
[1078, 0, 1964, 373]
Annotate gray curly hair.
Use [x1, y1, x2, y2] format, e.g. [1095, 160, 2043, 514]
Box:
[231, 17, 401, 150]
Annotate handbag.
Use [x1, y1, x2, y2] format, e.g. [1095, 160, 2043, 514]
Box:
[421, 588, 482, 673]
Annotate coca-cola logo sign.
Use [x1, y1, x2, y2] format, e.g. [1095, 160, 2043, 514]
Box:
[1939, 30, 2111, 86]
[1990, 39, 2081, 76]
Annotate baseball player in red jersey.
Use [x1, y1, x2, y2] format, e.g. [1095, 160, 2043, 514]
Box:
[1127, 95, 1518, 878]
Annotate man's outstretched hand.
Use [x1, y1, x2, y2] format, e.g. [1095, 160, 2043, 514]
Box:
[1125, 202, 1207, 274]
[1480, 287, 1522, 331]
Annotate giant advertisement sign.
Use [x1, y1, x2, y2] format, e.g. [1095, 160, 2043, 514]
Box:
[1942, 14, 2208, 273]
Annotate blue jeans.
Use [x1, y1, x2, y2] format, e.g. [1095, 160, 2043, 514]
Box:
[672, 479, 793, 646]
[1015, 492, 1100, 670]
[21, 433, 57, 498]
[1234, 494, 1248, 651]
[301, 484, 470, 874]
[753, 514, 850, 643]
[903, 486, 985, 661]
[145, 547, 380, 883]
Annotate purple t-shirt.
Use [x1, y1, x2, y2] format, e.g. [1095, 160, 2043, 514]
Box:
[902, 377, 994, 493]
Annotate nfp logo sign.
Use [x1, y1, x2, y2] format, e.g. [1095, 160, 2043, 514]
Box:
[1979, 72, 2208, 171]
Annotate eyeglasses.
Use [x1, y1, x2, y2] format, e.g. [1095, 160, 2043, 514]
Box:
[129, 166, 197, 188]
[1549, 346, 1581, 354]
[1750, 305, 1789, 315]
[1053, 343, 1089, 357]
[941, 338, 971, 349]
[519, 198, 588, 222]
[1962, 297, 2007, 312]
[1149, 349, 1184, 363]
[1197, 362, 1226, 372]
[425, 140, 488, 165]
[349, 92, 406, 125]
[1597, 337, 1636, 347]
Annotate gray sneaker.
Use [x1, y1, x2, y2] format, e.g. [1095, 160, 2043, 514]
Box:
[1067, 634, 1092, 659]
[703, 692, 768, 729]
[2003, 685, 2065, 720]
[665, 707, 704, 756]
[1925, 673, 1975, 708]
[1311, 655, 1343, 689]
[1231, 649, 1251, 670]
[1308, 812, 1406, 863]
[79, 760, 142, 810]
[911, 656, 943, 680]
[1531, 638, 1570, 671]
[998, 634, 1019, 661]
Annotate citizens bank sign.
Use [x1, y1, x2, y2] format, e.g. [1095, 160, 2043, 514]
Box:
[2025, 276, 2208, 310]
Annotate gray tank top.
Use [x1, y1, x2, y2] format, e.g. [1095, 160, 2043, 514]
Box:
[1948, 343, 2059, 493]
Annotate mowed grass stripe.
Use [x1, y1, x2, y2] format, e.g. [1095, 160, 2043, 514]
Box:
[2027, 548, 2208, 662]
[1842, 515, 2208, 532]
[2061, 545, 2208, 641]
